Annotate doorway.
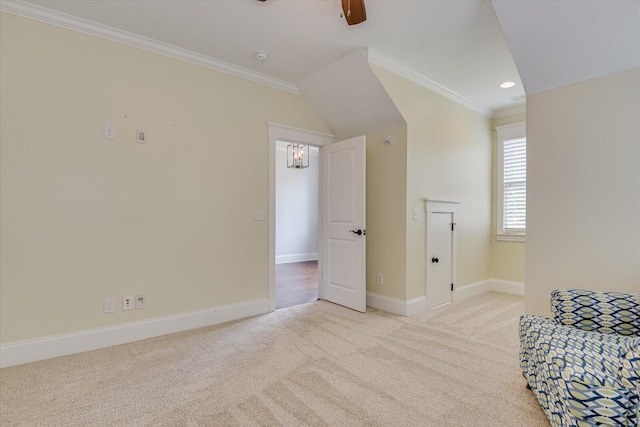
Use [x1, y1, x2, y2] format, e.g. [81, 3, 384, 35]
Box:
[275, 141, 320, 309]
[267, 123, 367, 313]
[266, 123, 333, 312]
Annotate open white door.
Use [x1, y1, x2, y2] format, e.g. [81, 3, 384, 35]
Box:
[321, 135, 366, 312]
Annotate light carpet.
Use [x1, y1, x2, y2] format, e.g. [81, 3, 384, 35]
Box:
[0, 292, 549, 426]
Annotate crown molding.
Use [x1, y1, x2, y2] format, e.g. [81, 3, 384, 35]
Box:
[0, 1, 300, 95]
[367, 48, 494, 118]
[492, 103, 526, 119]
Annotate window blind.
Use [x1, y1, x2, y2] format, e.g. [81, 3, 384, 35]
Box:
[503, 137, 526, 232]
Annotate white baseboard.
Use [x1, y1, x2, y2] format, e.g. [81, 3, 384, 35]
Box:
[275, 252, 318, 264]
[406, 296, 428, 316]
[454, 279, 524, 302]
[454, 280, 492, 301]
[368, 279, 523, 316]
[0, 298, 269, 368]
[489, 279, 525, 296]
[366, 292, 427, 316]
[1, 280, 525, 367]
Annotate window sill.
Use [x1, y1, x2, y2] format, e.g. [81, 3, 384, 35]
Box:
[496, 233, 525, 242]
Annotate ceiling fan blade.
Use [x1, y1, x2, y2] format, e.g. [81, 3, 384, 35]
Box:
[341, 0, 366, 26]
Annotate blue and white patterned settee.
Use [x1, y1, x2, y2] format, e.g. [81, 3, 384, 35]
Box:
[519, 289, 639, 426]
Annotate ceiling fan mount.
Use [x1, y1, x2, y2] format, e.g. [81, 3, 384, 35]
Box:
[340, 0, 367, 26]
[257, 0, 367, 26]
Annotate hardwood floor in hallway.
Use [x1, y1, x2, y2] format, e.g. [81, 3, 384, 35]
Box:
[275, 261, 318, 309]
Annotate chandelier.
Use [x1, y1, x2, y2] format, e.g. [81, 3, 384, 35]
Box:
[287, 143, 309, 169]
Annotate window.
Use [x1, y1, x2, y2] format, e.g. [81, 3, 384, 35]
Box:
[496, 122, 526, 242]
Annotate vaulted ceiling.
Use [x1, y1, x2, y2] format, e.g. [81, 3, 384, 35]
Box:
[492, 0, 640, 95]
[15, 0, 523, 117]
[4, 0, 638, 119]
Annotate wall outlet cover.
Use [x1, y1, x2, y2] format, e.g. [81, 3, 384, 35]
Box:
[254, 209, 265, 221]
[122, 295, 134, 311]
[104, 123, 116, 140]
[104, 298, 116, 313]
[135, 295, 145, 309]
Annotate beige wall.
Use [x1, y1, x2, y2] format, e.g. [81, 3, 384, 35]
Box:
[526, 67, 640, 316]
[490, 113, 526, 282]
[371, 66, 493, 301]
[365, 125, 408, 299]
[0, 13, 329, 343]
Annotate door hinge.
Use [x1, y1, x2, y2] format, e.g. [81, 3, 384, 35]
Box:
[451, 223, 456, 231]
[451, 283, 454, 291]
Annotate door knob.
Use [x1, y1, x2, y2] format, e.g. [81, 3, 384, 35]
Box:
[349, 229, 365, 236]
[432, 257, 439, 263]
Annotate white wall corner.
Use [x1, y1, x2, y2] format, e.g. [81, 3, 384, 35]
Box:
[366, 292, 426, 316]
[0, 298, 269, 368]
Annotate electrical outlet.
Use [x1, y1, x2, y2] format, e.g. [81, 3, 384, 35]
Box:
[122, 295, 134, 311]
[104, 298, 116, 313]
[135, 295, 145, 309]
[376, 273, 383, 285]
[104, 123, 116, 140]
[254, 209, 265, 221]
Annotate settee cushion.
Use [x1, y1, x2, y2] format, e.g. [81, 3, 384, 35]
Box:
[551, 289, 640, 336]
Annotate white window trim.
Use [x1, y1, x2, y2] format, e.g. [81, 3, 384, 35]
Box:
[496, 121, 526, 242]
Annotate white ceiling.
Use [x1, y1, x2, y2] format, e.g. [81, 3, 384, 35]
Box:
[492, 0, 640, 95]
[16, 0, 525, 116]
[11, 1, 636, 117]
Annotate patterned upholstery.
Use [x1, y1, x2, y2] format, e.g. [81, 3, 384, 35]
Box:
[551, 289, 640, 336]
[520, 289, 640, 427]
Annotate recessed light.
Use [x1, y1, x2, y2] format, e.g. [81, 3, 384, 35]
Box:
[255, 51, 269, 61]
[500, 81, 516, 89]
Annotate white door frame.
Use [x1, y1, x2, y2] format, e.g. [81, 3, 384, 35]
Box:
[424, 198, 459, 309]
[267, 122, 334, 312]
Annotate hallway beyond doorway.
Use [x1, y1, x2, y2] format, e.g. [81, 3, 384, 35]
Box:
[276, 261, 318, 309]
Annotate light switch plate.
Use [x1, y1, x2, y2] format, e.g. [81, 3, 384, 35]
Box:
[136, 129, 146, 144]
[412, 208, 419, 220]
